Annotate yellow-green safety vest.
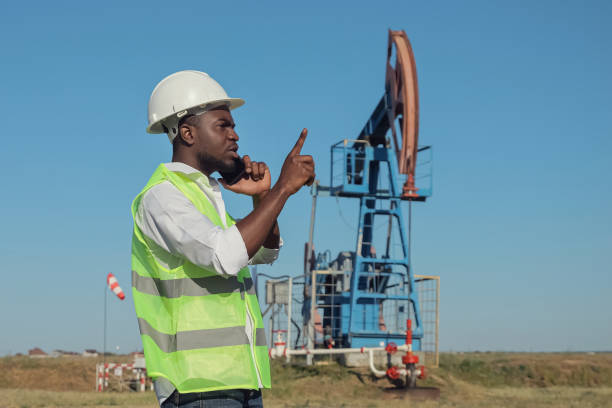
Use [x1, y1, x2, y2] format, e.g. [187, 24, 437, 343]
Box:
[131, 163, 271, 393]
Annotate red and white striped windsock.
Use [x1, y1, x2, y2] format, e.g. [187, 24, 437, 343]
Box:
[107, 273, 125, 300]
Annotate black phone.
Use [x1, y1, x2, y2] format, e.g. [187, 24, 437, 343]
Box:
[219, 158, 246, 185]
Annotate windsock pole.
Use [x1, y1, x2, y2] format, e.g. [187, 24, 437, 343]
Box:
[103, 281, 107, 377]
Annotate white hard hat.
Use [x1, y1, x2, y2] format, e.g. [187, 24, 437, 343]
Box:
[147, 70, 245, 142]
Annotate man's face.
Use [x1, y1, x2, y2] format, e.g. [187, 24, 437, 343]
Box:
[193, 107, 240, 175]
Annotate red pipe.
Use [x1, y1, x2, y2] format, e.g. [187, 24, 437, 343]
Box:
[402, 319, 419, 365]
[406, 319, 412, 345]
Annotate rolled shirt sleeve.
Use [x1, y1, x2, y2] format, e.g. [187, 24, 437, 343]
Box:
[135, 182, 249, 277]
[249, 237, 283, 265]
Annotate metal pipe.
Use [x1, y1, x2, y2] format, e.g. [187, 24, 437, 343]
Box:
[307, 269, 316, 365]
[368, 350, 387, 377]
[269, 311, 274, 352]
[436, 276, 440, 367]
[305, 183, 318, 275]
[269, 345, 408, 358]
[269, 344, 413, 379]
[286, 277, 293, 363]
[306, 183, 318, 366]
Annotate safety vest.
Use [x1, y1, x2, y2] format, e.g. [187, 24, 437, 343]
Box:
[131, 163, 271, 393]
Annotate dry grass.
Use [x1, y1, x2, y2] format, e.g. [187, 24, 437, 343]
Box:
[1, 387, 611, 408]
[434, 352, 612, 388]
[0, 389, 157, 408]
[0, 355, 132, 392]
[1, 353, 611, 407]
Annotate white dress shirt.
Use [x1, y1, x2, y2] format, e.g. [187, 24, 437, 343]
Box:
[135, 162, 280, 403]
[136, 162, 280, 275]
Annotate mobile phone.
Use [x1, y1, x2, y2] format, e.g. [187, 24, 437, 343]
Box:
[219, 157, 246, 185]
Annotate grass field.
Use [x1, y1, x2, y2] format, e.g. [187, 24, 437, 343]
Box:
[1, 353, 611, 407]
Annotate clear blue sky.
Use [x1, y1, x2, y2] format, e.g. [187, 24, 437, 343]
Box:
[0, 0, 610, 355]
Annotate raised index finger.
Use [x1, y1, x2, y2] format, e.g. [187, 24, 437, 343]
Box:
[288, 128, 308, 157]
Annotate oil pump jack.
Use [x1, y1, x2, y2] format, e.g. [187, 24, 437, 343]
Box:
[303, 30, 434, 388]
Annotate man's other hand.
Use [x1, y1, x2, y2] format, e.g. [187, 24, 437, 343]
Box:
[276, 128, 316, 196]
[219, 156, 271, 196]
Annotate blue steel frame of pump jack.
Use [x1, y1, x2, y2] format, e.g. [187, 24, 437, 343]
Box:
[311, 139, 433, 351]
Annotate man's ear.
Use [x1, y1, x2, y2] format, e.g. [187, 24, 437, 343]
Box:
[178, 123, 196, 146]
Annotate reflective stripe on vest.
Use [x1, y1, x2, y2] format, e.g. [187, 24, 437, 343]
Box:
[131, 163, 271, 393]
[137, 318, 268, 352]
[132, 270, 256, 298]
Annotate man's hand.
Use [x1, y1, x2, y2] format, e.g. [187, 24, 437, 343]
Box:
[234, 128, 314, 258]
[275, 128, 315, 196]
[219, 155, 271, 196]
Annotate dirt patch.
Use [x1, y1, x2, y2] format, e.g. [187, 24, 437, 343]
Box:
[381, 386, 441, 401]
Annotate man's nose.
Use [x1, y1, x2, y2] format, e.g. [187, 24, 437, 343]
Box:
[228, 129, 239, 141]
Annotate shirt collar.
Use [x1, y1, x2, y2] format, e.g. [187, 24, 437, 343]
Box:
[164, 162, 219, 189]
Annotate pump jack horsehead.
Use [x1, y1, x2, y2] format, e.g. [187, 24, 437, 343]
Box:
[356, 29, 421, 200]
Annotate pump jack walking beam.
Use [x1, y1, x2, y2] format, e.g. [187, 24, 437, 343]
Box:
[357, 30, 420, 199]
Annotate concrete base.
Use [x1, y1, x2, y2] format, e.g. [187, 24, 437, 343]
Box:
[337, 350, 425, 368]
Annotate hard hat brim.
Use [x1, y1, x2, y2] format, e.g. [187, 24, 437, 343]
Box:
[146, 97, 245, 134]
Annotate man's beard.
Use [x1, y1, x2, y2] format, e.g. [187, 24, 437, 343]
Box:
[197, 151, 239, 175]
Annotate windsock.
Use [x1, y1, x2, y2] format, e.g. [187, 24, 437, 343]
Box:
[107, 273, 125, 300]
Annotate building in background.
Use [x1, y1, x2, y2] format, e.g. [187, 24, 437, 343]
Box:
[28, 348, 48, 358]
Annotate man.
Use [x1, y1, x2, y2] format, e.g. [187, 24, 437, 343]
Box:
[131, 70, 315, 407]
